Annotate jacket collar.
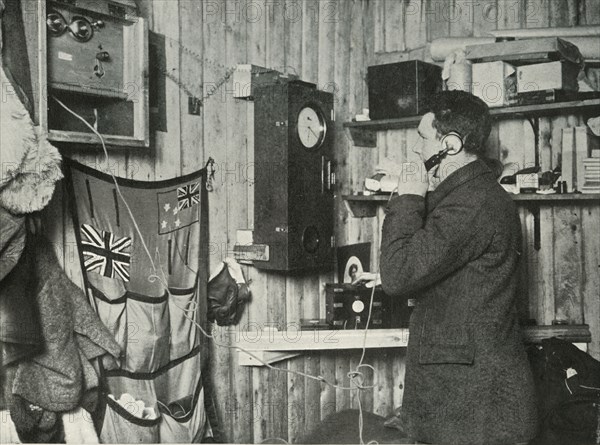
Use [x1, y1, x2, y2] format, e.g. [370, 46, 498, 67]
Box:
[426, 158, 492, 211]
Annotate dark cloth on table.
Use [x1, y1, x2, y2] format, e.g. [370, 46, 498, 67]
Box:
[380, 159, 538, 445]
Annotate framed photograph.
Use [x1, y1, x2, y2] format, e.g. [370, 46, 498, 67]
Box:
[337, 243, 371, 283]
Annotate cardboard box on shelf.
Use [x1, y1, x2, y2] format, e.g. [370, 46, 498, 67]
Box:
[471, 61, 517, 108]
[465, 37, 583, 65]
[517, 61, 579, 93]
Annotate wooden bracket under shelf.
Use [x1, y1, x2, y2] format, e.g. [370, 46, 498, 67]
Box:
[346, 127, 377, 147]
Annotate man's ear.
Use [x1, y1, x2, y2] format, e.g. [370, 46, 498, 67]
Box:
[441, 132, 464, 155]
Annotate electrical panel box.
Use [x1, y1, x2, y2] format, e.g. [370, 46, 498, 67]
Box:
[41, 0, 149, 147]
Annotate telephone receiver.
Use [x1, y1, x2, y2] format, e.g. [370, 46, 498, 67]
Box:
[424, 132, 464, 172]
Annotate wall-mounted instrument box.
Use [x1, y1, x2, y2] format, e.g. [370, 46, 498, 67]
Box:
[253, 80, 335, 272]
[39, 0, 149, 147]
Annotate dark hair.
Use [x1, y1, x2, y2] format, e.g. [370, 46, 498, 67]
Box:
[428, 91, 491, 156]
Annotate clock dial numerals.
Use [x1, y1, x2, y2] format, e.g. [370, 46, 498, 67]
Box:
[297, 106, 326, 150]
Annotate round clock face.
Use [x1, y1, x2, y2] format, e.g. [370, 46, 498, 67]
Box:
[297, 105, 326, 150]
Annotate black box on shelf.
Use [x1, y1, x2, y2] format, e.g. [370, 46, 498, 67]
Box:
[367, 60, 442, 120]
[517, 89, 600, 106]
[325, 283, 414, 330]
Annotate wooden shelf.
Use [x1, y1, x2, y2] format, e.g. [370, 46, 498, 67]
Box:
[234, 325, 591, 366]
[512, 193, 600, 201]
[344, 99, 600, 147]
[343, 193, 600, 218]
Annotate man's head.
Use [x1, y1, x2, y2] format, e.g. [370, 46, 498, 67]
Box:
[421, 91, 492, 157]
[413, 91, 491, 189]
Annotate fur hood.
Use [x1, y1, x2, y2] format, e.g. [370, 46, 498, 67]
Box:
[0, 64, 62, 214]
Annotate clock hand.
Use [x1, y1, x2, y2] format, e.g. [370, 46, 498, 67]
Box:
[308, 127, 318, 138]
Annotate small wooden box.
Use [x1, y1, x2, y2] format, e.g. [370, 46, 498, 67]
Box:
[517, 61, 579, 93]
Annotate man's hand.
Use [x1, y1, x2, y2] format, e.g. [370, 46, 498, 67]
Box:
[396, 161, 429, 197]
[352, 272, 381, 288]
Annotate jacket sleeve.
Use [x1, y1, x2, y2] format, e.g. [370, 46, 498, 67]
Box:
[379, 193, 484, 297]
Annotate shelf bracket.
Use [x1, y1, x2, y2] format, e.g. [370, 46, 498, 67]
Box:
[347, 127, 377, 147]
[525, 116, 540, 167]
[524, 202, 541, 251]
[344, 199, 378, 218]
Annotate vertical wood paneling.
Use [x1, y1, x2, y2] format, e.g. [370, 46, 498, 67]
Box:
[549, 0, 579, 26]
[284, 0, 308, 439]
[153, 0, 181, 179]
[549, 7, 585, 327]
[224, 2, 254, 442]
[179, 0, 204, 175]
[583, 0, 600, 24]
[496, 0, 524, 29]
[303, 352, 321, 432]
[331, 0, 352, 415]
[202, 1, 231, 442]
[392, 349, 407, 412]
[449, 0, 474, 37]
[553, 205, 584, 323]
[533, 119, 555, 325]
[473, 0, 498, 36]
[373, 350, 393, 416]
[524, 0, 549, 28]
[242, 1, 272, 442]
[284, 0, 303, 77]
[404, 0, 427, 50]
[383, 0, 404, 52]
[301, 0, 319, 83]
[265, 3, 289, 441]
[427, 0, 451, 41]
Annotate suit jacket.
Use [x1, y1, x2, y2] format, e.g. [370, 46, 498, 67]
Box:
[380, 159, 538, 445]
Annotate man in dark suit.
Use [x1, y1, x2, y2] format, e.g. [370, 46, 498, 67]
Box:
[380, 91, 538, 445]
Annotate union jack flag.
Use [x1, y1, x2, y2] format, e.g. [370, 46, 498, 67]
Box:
[177, 183, 200, 211]
[80, 224, 132, 282]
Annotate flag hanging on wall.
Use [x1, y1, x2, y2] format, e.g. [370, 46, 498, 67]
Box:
[65, 158, 212, 443]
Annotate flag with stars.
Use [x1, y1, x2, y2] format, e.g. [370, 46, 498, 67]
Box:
[65, 159, 208, 298]
[157, 182, 201, 235]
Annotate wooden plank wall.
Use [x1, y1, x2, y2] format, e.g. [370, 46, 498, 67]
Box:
[32, 0, 600, 442]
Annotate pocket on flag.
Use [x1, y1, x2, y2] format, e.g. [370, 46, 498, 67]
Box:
[124, 293, 170, 373]
[168, 287, 198, 361]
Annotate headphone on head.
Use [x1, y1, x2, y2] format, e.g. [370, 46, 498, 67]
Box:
[441, 131, 464, 155]
[424, 131, 464, 171]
